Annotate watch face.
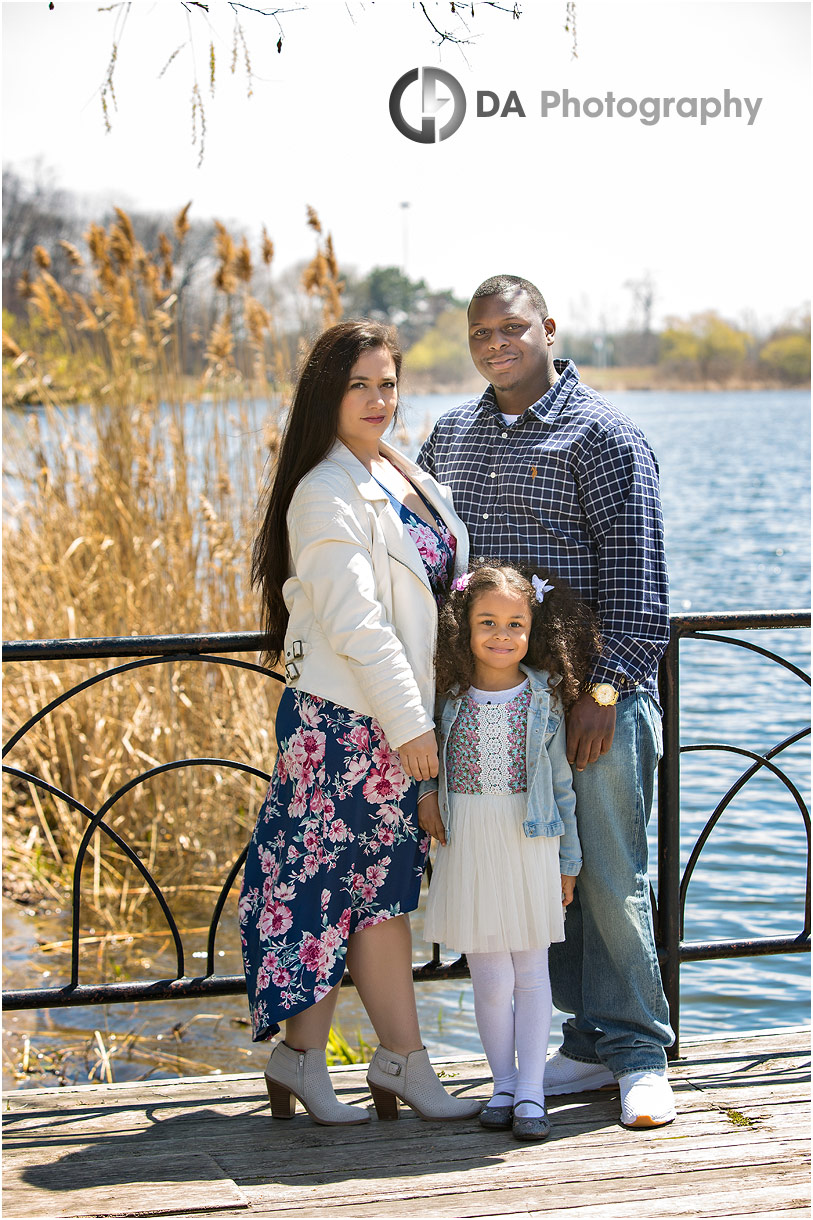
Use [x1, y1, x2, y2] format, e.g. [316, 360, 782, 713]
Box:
[592, 683, 618, 705]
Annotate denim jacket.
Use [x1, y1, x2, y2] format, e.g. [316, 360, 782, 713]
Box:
[421, 665, 582, 876]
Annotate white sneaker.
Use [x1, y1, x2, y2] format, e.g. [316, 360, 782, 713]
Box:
[619, 1070, 676, 1128]
[544, 1050, 616, 1096]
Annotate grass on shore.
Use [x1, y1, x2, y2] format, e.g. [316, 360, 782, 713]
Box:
[2, 204, 342, 923]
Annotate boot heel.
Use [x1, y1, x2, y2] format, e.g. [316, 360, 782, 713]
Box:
[368, 1082, 400, 1121]
[367, 1045, 483, 1122]
[265, 1075, 297, 1119]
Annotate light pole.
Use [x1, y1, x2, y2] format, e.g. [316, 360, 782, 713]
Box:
[400, 201, 410, 276]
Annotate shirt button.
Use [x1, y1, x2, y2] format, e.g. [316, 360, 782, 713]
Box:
[482, 513, 489, 520]
[501, 432, 508, 438]
[489, 471, 496, 478]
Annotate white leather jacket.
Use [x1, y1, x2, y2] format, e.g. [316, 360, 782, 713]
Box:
[281, 439, 469, 749]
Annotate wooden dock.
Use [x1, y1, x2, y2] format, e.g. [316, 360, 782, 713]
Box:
[2, 1028, 809, 1219]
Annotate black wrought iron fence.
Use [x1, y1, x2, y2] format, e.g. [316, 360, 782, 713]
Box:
[656, 611, 810, 1051]
[3, 611, 810, 1056]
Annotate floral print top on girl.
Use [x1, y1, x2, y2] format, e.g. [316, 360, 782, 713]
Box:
[447, 686, 533, 795]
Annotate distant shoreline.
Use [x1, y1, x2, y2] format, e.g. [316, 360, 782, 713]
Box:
[3, 367, 807, 410]
[402, 366, 809, 396]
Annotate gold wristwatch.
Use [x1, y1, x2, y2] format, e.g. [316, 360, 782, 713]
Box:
[588, 682, 620, 707]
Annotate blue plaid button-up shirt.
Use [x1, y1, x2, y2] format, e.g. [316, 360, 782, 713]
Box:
[416, 360, 669, 700]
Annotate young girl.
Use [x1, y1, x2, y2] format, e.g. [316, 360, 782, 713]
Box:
[419, 561, 601, 1141]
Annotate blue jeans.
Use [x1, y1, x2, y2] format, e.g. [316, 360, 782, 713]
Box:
[548, 690, 674, 1077]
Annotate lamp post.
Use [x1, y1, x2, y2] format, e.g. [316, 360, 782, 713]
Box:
[400, 201, 410, 276]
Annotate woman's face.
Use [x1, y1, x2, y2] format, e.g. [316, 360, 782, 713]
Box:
[336, 346, 398, 461]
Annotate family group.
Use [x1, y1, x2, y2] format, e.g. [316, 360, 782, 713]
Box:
[237, 274, 675, 1142]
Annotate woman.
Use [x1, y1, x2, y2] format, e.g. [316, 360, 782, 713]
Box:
[240, 320, 477, 1127]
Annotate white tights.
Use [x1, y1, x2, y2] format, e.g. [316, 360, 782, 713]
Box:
[468, 947, 551, 1118]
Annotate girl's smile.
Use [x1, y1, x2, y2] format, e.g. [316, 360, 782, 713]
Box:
[468, 587, 531, 689]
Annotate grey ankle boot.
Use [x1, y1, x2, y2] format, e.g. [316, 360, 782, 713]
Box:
[264, 1041, 369, 1126]
[366, 1045, 482, 1122]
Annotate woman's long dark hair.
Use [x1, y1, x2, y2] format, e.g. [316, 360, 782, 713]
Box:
[252, 319, 402, 664]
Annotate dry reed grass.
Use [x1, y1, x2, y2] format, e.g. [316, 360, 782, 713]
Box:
[2, 204, 344, 927]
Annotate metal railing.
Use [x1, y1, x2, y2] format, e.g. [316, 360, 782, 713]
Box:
[3, 612, 810, 1056]
[656, 611, 810, 1051]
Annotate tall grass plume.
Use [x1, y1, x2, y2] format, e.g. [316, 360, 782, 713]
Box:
[2, 205, 343, 929]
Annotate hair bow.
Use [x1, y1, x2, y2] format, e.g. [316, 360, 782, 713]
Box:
[532, 574, 555, 603]
[451, 572, 472, 593]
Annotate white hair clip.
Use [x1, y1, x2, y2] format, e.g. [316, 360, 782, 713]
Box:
[532, 575, 554, 603]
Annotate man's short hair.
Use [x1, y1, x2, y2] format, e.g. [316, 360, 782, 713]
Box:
[469, 275, 548, 320]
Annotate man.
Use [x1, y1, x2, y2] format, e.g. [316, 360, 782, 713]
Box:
[417, 274, 675, 1128]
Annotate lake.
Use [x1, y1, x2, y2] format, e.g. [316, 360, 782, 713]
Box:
[2, 387, 810, 1087]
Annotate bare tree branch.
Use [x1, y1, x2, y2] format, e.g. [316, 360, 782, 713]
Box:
[226, 3, 305, 13]
[480, 2, 522, 15]
[417, 1, 524, 48]
[565, 0, 577, 57]
[418, 2, 470, 46]
[84, 1, 556, 161]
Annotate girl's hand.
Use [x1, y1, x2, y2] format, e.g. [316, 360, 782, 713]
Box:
[561, 875, 576, 908]
[398, 730, 439, 781]
[418, 791, 446, 845]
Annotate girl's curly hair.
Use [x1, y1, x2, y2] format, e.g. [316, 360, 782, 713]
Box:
[436, 560, 602, 710]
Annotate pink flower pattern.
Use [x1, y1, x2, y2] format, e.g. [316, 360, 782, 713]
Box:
[400, 502, 456, 609]
[447, 687, 532, 794]
[239, 692, 429, 1039]
[239, 503, 455, 1041]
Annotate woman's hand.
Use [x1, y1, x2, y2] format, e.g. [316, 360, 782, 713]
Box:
[417, 791, 446, 845]
[398, 730, 439, 782]
[561, 874, 576, 908]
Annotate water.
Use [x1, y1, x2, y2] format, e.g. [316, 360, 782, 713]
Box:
[2, 388, 810, 1088]
[403, 386, 811, 1042]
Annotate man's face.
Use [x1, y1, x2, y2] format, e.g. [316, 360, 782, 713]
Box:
[467, 290, 556, 400]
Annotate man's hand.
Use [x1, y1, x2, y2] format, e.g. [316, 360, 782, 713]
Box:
[417, 791, 446, 845]
[398, 730, 439, 781]
[566, 691, 616, 771]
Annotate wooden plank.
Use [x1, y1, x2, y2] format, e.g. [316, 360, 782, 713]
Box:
[211, 1124, 809, 1178]
[224, 1148, 810, 1211]
[2, 1031, 808, 1220]
[238, 1168, 811, 1219]
[4, 1104, 806, 1187]
[3, 1116, 806, 1177]
[1, 1149, 249, 1219]
[717, 1213, 811, 1219]
[5, 1072, 807, 1144]
[3, 1026, 801, 1115]
[6, 1121, 806, 1186]
[100, 1189, 810, 1220]
[3, 1091, 805, 1151]
[3, 1031, 805, 1126]
[196, 1206, 812, 1220]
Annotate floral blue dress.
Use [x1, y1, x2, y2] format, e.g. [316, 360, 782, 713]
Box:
[239, 491, 456, 1039]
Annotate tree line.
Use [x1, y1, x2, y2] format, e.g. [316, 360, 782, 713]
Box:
[3, 167, 809, 397]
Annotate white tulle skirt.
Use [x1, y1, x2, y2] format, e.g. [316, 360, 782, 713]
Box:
[422, 792, 566, 954]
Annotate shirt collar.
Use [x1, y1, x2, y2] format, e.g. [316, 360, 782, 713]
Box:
[477, 358, 580, 426]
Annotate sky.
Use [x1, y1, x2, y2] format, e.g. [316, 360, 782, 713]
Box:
[1, 0, 810, 332]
